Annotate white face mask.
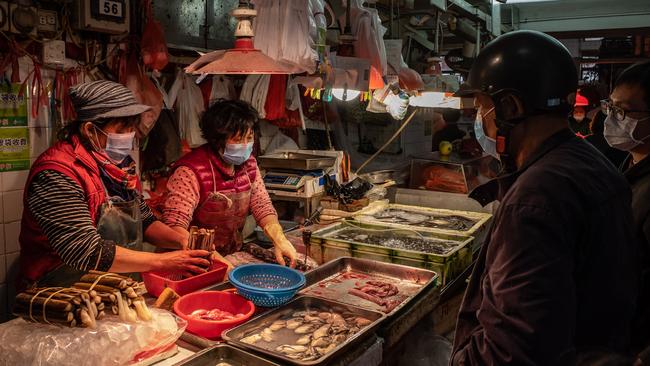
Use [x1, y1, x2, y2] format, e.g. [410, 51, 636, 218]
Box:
[92, 126, 135, 164]
[474, 107, 499, 159]
[604, 114, 650, 151]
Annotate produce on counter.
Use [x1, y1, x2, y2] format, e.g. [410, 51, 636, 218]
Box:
[240, 242, 318, 271]
[368, 209, 477, 231]
[330, 228, 461, 255]
[13, 287, 105, 328]
[237, 309, 372, 361]
[72, 270, 152, 323]
[153, 287, 181, 311]
[189, 308, 244, 321]
[348, 280, 402, 313]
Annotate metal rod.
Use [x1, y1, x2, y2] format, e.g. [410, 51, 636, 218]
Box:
[356, 109, 419, 174]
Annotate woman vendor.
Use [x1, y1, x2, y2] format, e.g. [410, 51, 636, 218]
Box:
[18, 81, 210, 290]
[163, 100, 298, 268]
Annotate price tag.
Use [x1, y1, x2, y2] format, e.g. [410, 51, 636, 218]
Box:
[97, 0, 123, 18]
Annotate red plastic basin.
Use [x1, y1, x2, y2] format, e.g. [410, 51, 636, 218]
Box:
[142, 261, 227, 297]
[174, 290, 255, 339]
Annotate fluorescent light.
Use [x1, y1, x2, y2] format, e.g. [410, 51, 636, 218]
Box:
[332, 88, 361, 102]
[409, 92, 461, 109]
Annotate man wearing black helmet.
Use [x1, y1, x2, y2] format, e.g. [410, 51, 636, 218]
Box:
[451, 30, 637, 365]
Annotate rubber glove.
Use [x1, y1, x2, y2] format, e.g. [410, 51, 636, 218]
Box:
[263, 222, 298, 268]
[210, 251, 234, 281]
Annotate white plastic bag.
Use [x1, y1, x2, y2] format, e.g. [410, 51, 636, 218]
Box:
[169, 70, 206, 147]
[253, 0, 317, 74]
[0, 309, 186, 366]
[209, 75, 236, 103]
[240, 74, 270, 119]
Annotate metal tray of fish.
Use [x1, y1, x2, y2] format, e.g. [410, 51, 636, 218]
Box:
[172, 344, 281, 366]
[300, 257, 438, 316]
[352, 203, 492, 237]
[257, 152, 336, 171]
[309, 222, 473, 285]
[222, 296, 385, 366]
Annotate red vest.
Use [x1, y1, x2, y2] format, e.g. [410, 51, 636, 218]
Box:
[18, 136, 106, 288]
[173, 145, 257, 224]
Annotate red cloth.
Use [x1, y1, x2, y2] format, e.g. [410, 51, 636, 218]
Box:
[264, 75, 287, 120]
[89, 150, 140, 191]
[18, 136, 107, 289]
[199, 78, 212, 109]
[173, 145, 258, 226]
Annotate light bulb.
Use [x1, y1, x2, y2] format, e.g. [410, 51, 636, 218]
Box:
[332, 88, 361, 102]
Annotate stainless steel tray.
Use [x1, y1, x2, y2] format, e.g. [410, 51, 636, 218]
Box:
[223, 296, 385, 366]
[172, 344, 280, 366]
[258, 152, 336, 171]
[300, 257, 438, 316]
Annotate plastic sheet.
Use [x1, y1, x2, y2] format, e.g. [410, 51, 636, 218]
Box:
[168, 70, 206, 147]
[0, 309, 186, 366]
[253, 0, 318, 74]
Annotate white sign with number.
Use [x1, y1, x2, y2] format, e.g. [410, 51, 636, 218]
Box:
[98, 0, 123, 18]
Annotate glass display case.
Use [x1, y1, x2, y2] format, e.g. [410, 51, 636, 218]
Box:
[409, 152, 500, 194]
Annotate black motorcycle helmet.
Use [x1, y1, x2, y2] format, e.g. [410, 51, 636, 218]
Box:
[457, 30, 577, 166]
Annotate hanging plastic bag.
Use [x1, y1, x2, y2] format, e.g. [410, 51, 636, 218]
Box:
[140, 0, 169, 71]
[209, 75, 236, 103]
[124, 51, 163, 138]
[253, 0, 317, 74]
[169, 69, 206, 148]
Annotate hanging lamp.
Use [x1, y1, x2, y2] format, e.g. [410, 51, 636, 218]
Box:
[186, 3, 292, 75]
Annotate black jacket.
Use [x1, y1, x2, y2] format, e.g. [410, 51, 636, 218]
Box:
[624, 155, 650, 351]
[452, 129, 637, 365]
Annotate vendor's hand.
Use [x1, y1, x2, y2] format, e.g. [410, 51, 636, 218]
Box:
[156, 249, 210, 277]
[274, 238, 298, 268]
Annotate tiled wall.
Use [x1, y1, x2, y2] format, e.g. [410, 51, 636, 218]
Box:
[0, 58, 55, 322]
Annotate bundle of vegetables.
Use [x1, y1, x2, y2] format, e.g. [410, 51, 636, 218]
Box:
[14, 287, 105, 328]
[72, 271, 152, 323]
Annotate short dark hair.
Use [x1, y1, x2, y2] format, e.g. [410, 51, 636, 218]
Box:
[614, 60, 650, 109]
[200, 99, 259, 150]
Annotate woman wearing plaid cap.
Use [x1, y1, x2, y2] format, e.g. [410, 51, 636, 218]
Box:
[17, 80, 209, 289]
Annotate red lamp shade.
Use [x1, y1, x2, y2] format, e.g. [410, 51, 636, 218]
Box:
[186, 6, 292, 75]
[192, 39, 292, 75]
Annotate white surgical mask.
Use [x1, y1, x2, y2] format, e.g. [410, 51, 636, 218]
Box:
[94, 126, 136, 164]
[604, 114, 650, 151]
[474, 107, 499, 159]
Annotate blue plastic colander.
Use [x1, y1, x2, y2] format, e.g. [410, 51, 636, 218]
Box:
[228, 264, 306, 307]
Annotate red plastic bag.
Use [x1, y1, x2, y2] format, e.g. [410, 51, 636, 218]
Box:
[141, 0, 169, 71]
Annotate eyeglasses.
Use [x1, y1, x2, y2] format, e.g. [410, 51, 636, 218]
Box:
[601, 99, 650, 122]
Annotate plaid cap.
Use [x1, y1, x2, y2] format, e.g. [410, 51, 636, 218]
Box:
[69, 80, 151, 122]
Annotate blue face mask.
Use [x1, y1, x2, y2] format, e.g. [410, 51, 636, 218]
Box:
[474, 107, 499, 159]
[221, 142, 254, 165]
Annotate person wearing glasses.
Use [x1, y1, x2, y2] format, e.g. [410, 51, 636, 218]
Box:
[603, 61, 650, 358]
[18, 81, 211, 290]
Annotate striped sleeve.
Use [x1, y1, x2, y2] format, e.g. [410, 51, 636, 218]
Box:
[138, 195, 157, 230]
[27, 170, 116, 272]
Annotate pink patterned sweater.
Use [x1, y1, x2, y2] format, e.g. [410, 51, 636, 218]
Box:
[163, 166, 277, 229]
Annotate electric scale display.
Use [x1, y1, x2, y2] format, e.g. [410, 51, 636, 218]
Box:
[263, 172, 308, 191]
